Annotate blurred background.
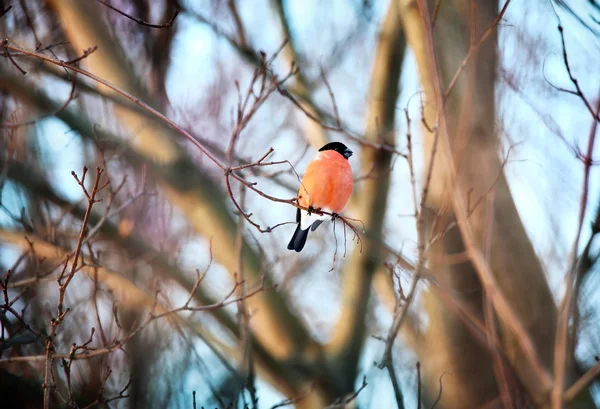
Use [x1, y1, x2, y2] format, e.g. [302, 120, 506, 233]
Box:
[1, 0, 600, 408]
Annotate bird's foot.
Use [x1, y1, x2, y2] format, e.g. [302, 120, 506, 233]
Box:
[331, 212, 339, 221]
[307, 206, 323, 216]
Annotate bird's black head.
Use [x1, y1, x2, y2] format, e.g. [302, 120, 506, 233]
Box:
[319, 142, 353, 160]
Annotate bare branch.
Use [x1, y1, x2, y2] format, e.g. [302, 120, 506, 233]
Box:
[549, 5, 600, 122]
[1, 39, 27, 75]
[565, 358, 600, 402]
[43, 166, 107, 409]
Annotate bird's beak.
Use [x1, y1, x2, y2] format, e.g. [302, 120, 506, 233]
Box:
[344, 148, 353, 159]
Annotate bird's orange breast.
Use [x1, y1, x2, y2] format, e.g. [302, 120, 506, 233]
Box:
[297, 150, 353, 213]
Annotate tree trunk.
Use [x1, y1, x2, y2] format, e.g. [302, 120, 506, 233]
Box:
[398, 0, 587, 407]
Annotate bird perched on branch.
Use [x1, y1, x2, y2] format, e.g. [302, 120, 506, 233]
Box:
[287, 142, 354, 252]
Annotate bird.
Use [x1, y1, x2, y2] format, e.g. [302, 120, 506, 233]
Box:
[287, 141, 354, 252]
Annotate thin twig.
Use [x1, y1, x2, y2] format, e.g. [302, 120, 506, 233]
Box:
[386, 365, 405, 409]
[416, 361, 422, 409]
[443, 0, 512, 99]
[43, 167, 105, 409]
[227, 0, 247, 46]
[269, 385, 315, 409]
[64, 45, 98, 65]
[430, 372, 447, 409]
[2, 39, 27, 74]
[564, 359, 600, 402]
[324, 376, 368, 409]
[1, 5, 12, 17]
[552, 88, 600, 409]
[549, 4, 599, 122]
[96, 0, 179, 28]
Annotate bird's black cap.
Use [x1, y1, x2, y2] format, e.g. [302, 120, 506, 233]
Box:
[319, 142, 353, 159]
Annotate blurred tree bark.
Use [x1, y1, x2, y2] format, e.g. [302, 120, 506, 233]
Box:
[326, 0, 404, 395]
[398, 1, 592, 408]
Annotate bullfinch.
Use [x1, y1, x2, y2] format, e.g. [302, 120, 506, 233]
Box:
[287, 142, 354, 252]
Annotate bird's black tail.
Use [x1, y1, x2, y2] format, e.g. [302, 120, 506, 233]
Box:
[287, 224, 309, 252]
